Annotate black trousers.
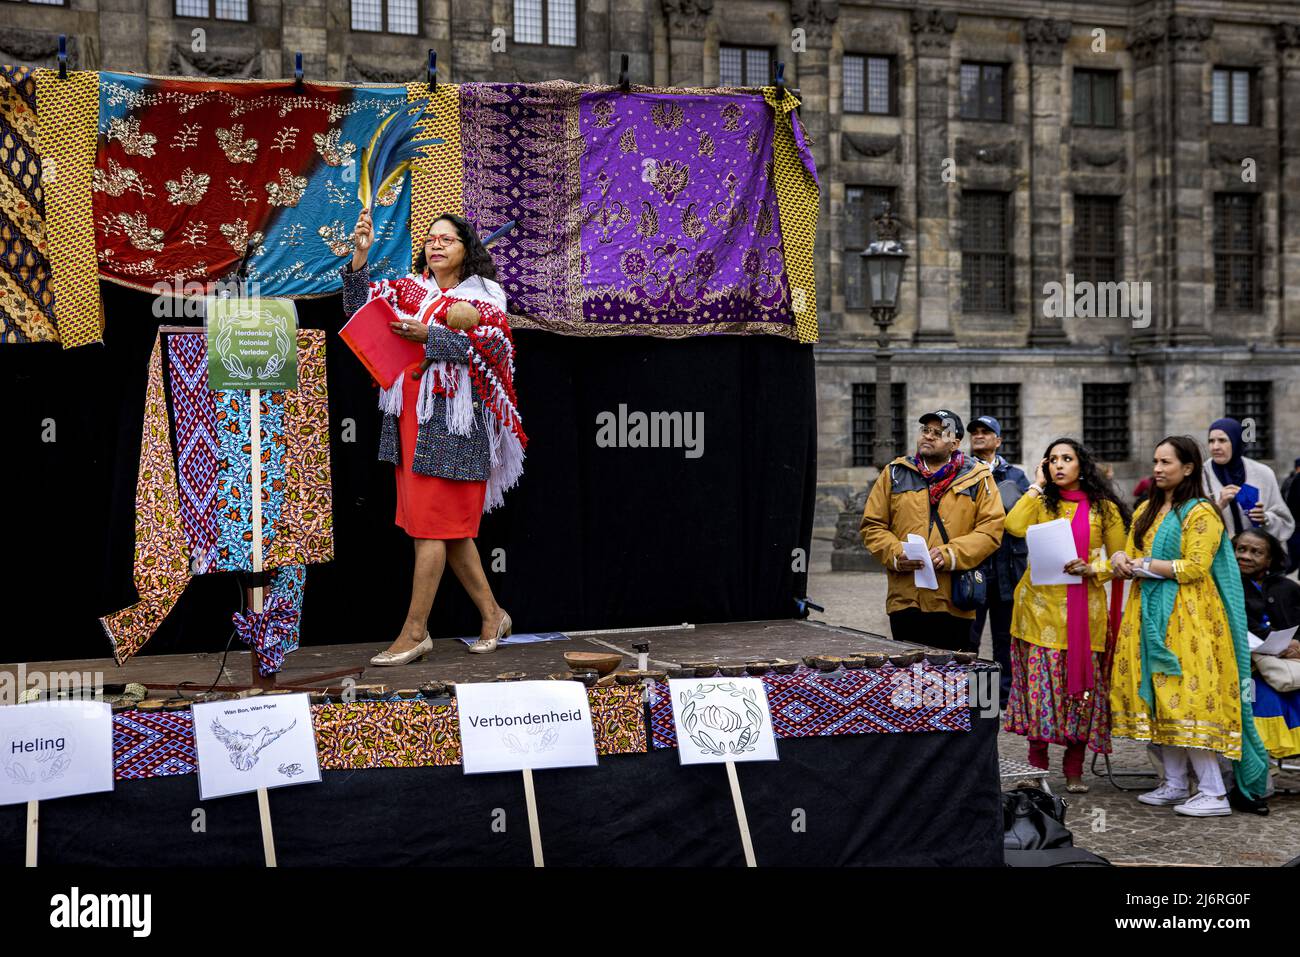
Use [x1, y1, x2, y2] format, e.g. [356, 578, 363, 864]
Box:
[970, 588, 1013, 708]
[888, 607, 976, 652]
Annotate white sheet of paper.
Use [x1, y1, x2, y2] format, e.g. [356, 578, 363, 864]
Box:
[903, 534, 939, 590]
[0, 700, 114, 806]
[668, 677, 779, 765]
[192, 693, 321, 801]
[1251, 624, 1299, 657]
[1026, 519, 1079, 586]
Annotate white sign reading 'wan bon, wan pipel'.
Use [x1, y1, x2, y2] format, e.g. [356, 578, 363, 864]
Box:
[0, 700, 115, 805]
[455, 681, 598, 774]
[192, 693, 321, 800]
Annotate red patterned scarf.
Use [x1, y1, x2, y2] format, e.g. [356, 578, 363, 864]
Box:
[912, 450, 965, 505]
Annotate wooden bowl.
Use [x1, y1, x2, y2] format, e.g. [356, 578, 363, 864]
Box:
[693, 664, 719, 677]
[666, 665, 694, 679]
[641, 669, 667, 682]
[745, 661, 773, 676]
[570, 669, 599, 687]
[924, 651, 953, 666]
[862, 653, 887, 669]
[813, 655, 841, 672]
[564, 651, 623, 676]
[801, 655, 820, 669]
[495, 671, 527, 682]
[842, 655, 867, 670]
[888, 653, 913, 668]
[613, 670, 645, 685]
[770, 659, 799, 674]
[718, 662, 747, 677]
[953, 651, 976, 665]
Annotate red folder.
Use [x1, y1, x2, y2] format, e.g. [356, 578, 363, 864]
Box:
[339, 296, 424, 389]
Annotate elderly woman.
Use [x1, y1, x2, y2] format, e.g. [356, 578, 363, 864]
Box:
[1205, 418, 1295, 544]
[342, 208, 527, 663]
[1235, 528, 1300, 759]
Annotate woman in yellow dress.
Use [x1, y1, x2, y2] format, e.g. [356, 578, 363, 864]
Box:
[1109, 436, 1269, 816]
[1003, 438, 1129, 793]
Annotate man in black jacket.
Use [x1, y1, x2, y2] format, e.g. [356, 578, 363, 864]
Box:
[968, 416, 1028, 710]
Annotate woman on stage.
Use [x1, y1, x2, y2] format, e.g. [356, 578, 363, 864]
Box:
[1002, 439, 1129, 793]
[1109, 437, 1268, 816]
[342, 208, 527, 663]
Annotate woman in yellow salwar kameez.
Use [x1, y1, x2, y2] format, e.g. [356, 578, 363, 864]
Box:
[1109, 436, 1269, 817]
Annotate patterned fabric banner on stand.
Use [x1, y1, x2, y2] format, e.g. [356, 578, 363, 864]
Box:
[100, 328, 334, 664]
[648, 665, 972, 749]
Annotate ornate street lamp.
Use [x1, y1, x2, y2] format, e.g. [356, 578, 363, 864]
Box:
[860, 203, 908, 468]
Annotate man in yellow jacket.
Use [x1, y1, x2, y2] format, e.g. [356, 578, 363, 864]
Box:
[860, 410, 1006, 651]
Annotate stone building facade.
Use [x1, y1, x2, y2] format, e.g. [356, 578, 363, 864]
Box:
[6, 0, 1299, 537]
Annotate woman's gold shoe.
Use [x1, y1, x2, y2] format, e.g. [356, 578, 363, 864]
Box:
[468, 610, 512, 654]
[369, 633, 432, 667]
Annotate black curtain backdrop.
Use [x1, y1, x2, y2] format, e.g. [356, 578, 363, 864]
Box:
[1, 280, 817, 663]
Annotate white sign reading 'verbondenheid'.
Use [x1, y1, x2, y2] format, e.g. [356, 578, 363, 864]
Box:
[192, 693, 321, 800]
[455, 681, 598, 774]
[668, 677, 779, 766]
[0, 700, 114, 806]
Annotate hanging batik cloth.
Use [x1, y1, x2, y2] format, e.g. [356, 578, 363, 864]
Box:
[100, 328, 334, 665]
[94, 73, 434, 297]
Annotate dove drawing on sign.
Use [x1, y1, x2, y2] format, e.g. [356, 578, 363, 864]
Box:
[210, 718, 297, 771]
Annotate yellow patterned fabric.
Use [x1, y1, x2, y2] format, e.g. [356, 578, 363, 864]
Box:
[405, 82, 461, 269]
[0, 65, 59, 344]
[762, 87, 819, 344]
[33, 68, 102, 349]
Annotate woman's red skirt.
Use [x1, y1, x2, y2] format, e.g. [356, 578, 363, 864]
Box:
[394, 363, 486, 539]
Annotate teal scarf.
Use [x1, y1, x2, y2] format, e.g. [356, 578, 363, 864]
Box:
[1138, 501, 1269, 800]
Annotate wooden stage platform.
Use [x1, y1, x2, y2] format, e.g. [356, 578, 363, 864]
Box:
[4, 619, 909, 692]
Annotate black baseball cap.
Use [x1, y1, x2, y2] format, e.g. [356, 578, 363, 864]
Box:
[919, 410, 964, 439]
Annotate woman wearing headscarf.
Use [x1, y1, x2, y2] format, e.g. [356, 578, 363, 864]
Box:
[1234, 528, 1300, 760]
[1002, 438, 1130, 793]
[1109, 436, 1269, 817]
[1205, 417, 1295, 545]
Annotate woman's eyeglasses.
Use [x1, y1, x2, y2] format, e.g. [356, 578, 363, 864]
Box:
[425, 235, 461, 249]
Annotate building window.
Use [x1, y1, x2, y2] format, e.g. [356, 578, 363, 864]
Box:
[1213, 194, 1259, 312]
[961, 191, 1012, 313]
[1212, 68, 1253, 125]
[1074, 195, 1120, 285]
[351, 0, 419, 34]
[1224, 382, 1273, 459]
[720, 45, 772, 87]
[1082, 384, 1130, 461]
[843, 54, 895, 115]
[970, 383, 1022, 461]
[959, 62, 1008, 122]
[1072, 69, 1117, 128]
[176, 0, 249, 19]
[852, 382, 907, 466]
[513, 0, 576, 46]
[843, 185, 896, 310]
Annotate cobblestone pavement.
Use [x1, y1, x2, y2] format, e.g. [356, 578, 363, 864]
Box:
[806, 543, 1300, 867]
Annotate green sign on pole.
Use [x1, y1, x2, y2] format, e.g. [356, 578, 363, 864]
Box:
[205, 297, 299, 392]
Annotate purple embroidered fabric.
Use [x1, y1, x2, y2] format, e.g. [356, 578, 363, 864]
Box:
[459, 82, 793, 337]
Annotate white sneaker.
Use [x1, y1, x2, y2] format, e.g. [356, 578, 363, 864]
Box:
[1174, 792, 1231, 817]
[1137, 782, 1190, 806]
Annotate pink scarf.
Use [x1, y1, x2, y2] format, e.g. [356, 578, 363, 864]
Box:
[1060, 489, 1094, 696]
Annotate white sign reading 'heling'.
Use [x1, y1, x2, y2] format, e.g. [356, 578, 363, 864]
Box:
[192, 693, 321, 800]
[0, 700, 115, 806]
[455, 681, 598, 774]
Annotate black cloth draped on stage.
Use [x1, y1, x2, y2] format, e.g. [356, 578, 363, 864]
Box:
[1, 281, 817, 663]
[0, 714, 1003, 867]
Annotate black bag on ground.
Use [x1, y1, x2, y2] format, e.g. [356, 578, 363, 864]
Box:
[1002, 785, 1072, 851]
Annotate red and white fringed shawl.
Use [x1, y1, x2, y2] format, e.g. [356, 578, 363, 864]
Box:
[365, 272, 528, 512]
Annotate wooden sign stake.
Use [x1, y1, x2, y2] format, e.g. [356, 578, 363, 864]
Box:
[25, 800, 38, 867]
[725, 760, 757, 867]
[257, 786, 278, 867]
[521, 768, 544, 867]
